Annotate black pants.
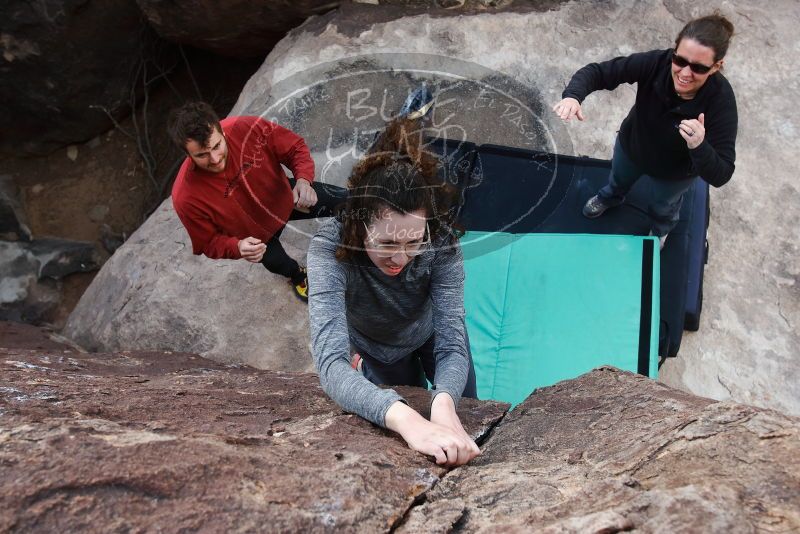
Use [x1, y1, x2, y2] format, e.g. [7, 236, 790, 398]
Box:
[356, 332, 479, 399]
[261, 179, 347, 283]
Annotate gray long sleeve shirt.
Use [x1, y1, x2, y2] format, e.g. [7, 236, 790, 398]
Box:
[307, 218, 470, 428]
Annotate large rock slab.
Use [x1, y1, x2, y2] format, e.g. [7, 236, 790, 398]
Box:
[66, 0, 800, 415]
[2, 343, 797, 532]
[399, 367, 800, 532]
[0, 346, 508, 532]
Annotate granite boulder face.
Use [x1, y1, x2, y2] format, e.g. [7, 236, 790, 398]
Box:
[400, 367, 800, 532]
[65, 0, 800, 416]
[1, 331, 798, 532]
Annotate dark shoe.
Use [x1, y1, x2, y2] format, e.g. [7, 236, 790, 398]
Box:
[290, 267, 308, 303]
[399, 85, 434, 120]
[582, 195, 618, 218]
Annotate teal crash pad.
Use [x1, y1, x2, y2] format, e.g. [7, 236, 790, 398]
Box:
[462, 232, 660, 406]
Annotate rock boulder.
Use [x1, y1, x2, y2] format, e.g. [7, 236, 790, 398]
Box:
[1, 342, 797, 532]
[400, 366, 800, 532]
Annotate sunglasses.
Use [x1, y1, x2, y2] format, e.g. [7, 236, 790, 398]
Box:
[671, 52, 715, 75]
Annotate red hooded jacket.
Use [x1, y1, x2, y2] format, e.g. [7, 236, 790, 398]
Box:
[172, 116, 315, 259]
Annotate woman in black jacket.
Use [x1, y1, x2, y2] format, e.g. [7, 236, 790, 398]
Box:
[553, 13, 737, 247]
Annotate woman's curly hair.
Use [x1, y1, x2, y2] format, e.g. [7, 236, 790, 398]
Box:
[335, 117, 463, 261]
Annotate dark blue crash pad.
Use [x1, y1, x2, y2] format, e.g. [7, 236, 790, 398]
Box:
[428, 137, 709, 359]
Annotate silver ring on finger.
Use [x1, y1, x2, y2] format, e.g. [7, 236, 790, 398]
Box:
[688, 129, 694, 136]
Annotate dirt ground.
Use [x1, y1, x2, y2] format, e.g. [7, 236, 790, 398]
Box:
[2, 49, 262, 328]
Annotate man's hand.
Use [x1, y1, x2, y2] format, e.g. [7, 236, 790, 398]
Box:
[293, 178, 318, 209]
[678, 113, 706, 150]
[553, 97, 585, 122]
[385, 400, 480, 467]
[238, 237, 266, 263]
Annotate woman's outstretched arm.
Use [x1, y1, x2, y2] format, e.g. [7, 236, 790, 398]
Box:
[308, 221, 404, 427]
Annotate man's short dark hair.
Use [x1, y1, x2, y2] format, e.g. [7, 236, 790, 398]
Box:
[167, 101, 222, 151]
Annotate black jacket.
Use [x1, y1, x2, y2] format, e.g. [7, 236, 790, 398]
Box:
[563, 48, 737, 187]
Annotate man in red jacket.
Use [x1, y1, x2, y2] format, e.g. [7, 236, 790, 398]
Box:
[168, 102, 345, 302]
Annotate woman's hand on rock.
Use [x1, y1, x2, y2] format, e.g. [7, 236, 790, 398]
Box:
[430, 392, 481, 459]
[385, 400, 480, 467]
[553, 97, 585, 121]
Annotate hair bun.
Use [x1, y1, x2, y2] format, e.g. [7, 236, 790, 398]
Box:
[675, 11, 735, 62]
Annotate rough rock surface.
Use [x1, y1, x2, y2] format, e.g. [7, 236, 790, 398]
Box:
[0, 321, 77, 351]
[398, 367, 800, 532]
[0, 344, 508, 532]
[0, 0, 165, 155]
[2, 334, 797, 532]
[66, 1, 800, 415]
